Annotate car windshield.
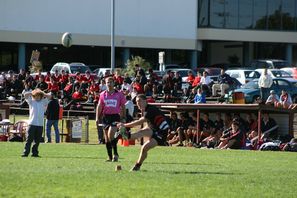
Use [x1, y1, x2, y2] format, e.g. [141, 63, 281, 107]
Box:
[271, 70, 291, 78]
[206, 69, 221, 76]
[70, 66, 90, 73]
[273, 61, 288, 68]
[241, 80, 259, 89]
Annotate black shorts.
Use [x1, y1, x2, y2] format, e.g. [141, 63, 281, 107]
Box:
[151, 129, 168, 146]
[102, 114, 120, 130]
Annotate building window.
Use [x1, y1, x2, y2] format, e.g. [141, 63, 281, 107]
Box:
[198, 0, 297, 31]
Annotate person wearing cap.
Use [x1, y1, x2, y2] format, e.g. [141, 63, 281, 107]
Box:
[217, 118, 245, 149]
[265, 90, 279, 106]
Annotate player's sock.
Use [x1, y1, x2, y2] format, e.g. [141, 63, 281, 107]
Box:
[111, 139, 118, 156]
[105, 142, 112, 160]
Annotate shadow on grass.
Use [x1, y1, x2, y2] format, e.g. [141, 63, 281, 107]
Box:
[155, 170, 240, 175]
[148, 161, 219, 166]
[44, 155, 126, 161]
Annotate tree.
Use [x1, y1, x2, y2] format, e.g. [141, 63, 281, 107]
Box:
[123, 56, 151, 76]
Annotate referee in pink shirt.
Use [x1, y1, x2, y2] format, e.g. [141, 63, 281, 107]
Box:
[96, 77, 126, 162]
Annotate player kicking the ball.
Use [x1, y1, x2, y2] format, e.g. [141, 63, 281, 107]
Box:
[117, 94, 169, 171]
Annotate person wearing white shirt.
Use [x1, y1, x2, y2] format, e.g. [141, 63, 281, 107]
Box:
[121, 80, 132, 95]
[22, 89, 51, 157]
[125, 95, 134, 122]
[99, 79, 107, 92]
[258, 68, 273, 101]
[200, 71, 213, 96]
[265, 90, 279, 106]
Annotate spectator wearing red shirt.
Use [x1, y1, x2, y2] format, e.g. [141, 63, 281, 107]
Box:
[44, 71, 51, 83]
[47, 77, 60, 94]
[113, 70, 124, 87]
[132, 78, 144, 94]
[83, 71, 94, 84]
[89, 80, 100, 94]
[60, 70, 69, 89]
[52, 70, 61, 82]
[75, 72, 84, 83]
[80, 71, 92, 94]
[186, 71, 195, 88]
[34, 70, 42, 82]
[73, 72, 84, 90]
[86, 80, 100, 103]
[64, 85, 83, 110]
[72, 86, 83, 100]
[192, 72, 201, 88]
[63, 77, 75, 101]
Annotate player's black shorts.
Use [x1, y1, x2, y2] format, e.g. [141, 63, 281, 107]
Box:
[151, 129, 168, 146]
[102, 114, 120, 130]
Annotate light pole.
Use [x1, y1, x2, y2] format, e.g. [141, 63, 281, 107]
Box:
[111, 0, 115, 72]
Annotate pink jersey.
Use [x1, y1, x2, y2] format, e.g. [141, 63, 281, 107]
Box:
[99, 90, 126, 115]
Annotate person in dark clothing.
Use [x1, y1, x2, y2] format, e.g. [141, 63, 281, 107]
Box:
[260, 113, 278, 140]
[45, 93, 60, 143]
[117, 94, 170, 171]
[35, 75, 48, 91]
[212, 69, 232, 97]
[7, 74, 22, 97]
[17, 69, 26, 82]
[173, 71, 182, 90]
[217, 118, 245, 149]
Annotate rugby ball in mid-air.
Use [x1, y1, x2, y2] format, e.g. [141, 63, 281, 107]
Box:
[61, 32, 73, 48]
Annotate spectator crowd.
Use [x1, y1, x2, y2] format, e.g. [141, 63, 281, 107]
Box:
[0, 65, 295, 151]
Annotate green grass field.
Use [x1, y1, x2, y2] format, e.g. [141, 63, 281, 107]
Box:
[0, 142, 297, 198]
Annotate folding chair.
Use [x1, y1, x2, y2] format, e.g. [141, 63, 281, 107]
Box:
[8, 120, 28, 141]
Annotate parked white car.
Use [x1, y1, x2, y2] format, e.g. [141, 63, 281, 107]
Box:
[225, 69, 260, 85]
[97, 68, 112, 78]
[280, 67, 297, 79]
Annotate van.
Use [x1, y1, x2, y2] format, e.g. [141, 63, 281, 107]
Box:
[249, 59, 289, 69]
[50, 62, 91, 74]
